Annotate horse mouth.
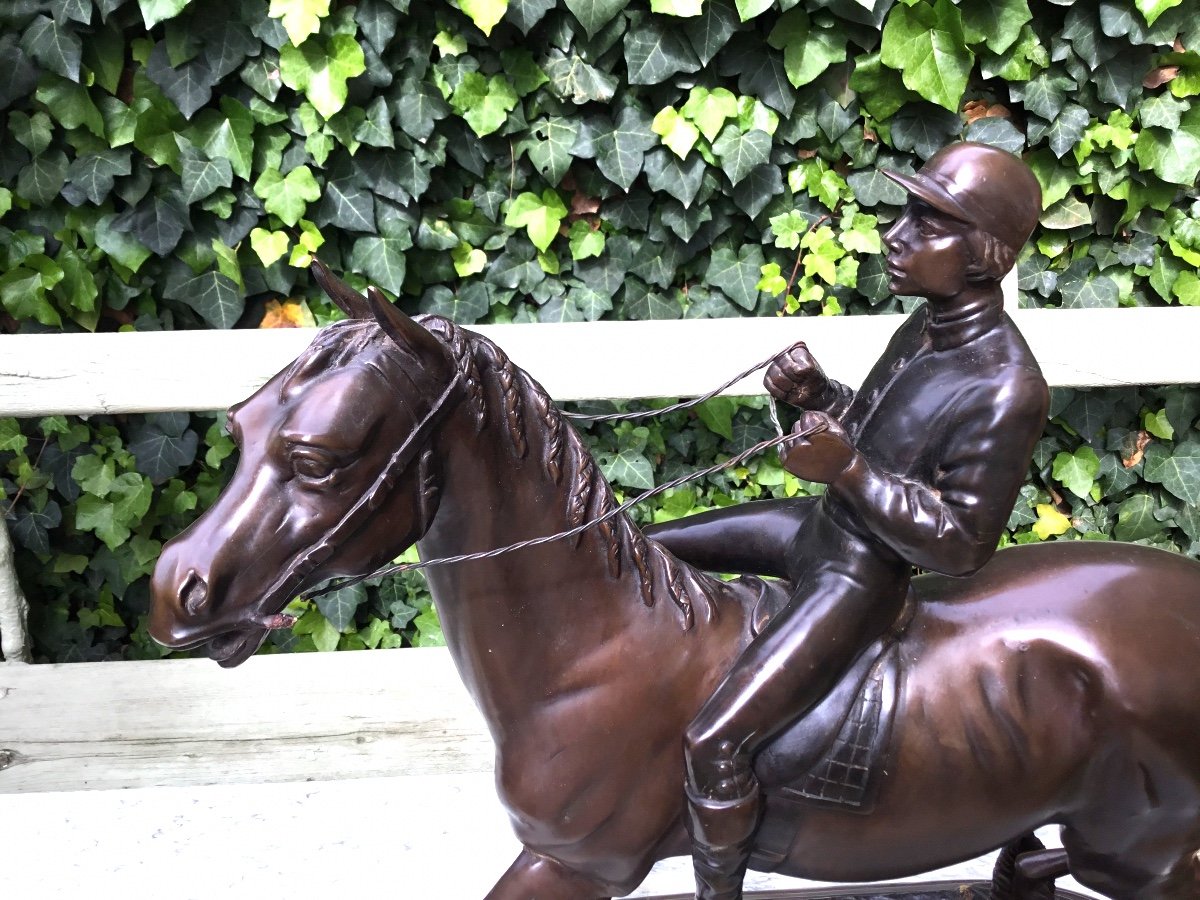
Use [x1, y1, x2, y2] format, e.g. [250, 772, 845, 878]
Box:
[206, 628, 269, 668]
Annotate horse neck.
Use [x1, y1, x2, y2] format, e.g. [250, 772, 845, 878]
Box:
[415, 332, 716, 703]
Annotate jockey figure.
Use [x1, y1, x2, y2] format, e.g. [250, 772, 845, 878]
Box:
[646, 142, 1051, 900]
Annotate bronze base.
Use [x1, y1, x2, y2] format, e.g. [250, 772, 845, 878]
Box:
[645, 883, 1092, 899]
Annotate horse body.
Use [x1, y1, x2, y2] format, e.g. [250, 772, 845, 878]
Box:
[150, 297, 1200, 899]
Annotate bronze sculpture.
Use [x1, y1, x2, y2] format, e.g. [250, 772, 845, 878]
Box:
[644, 143, 1050, 900]
[149, 145, 1200, 900]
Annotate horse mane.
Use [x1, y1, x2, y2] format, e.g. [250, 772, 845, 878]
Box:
[420, 315, 718, 631]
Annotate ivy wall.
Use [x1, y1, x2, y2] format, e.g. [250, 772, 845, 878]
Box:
[1, 0, 1198, 662]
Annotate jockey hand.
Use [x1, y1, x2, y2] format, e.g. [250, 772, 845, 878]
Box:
[780, 411, 856, 484]
[764, 342, 832, 410]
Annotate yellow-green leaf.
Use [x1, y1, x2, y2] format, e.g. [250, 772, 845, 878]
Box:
[1033, 504, 1071, 540]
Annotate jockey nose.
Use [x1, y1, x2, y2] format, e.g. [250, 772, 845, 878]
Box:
[180, 568, 210, 617]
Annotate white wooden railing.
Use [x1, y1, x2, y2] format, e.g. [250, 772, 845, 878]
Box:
[1, 293, 1187, 897]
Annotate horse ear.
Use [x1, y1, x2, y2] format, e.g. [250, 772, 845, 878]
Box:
[365, 285, 453, 380]
[311, 258, 372, 319]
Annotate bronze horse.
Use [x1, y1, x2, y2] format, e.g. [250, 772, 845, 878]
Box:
[150, 272, 1200, 900]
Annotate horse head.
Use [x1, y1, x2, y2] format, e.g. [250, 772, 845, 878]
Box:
[149, 263, 457, 667]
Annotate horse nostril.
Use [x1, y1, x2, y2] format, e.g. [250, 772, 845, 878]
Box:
[180, 569, 210, 617]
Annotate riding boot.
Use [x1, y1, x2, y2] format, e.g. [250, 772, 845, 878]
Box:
[684, 784, 762, 900]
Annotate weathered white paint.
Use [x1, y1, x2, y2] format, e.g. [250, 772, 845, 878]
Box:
[0, 522, 29, 663]
[0, 307, 1196, 416]
[0, 648, 491, 794]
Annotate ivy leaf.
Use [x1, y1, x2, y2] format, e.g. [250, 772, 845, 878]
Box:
[12, 500, 60, 556]
[460, 0, 509, 36]
[594, 104, 656, 190]
[526, 117, 578, 185]
[1135, 0, 1182, 26]
[129, 414, 199, 482]
[888, 104, 962, 159]
[350, 233, 411, 294]
[1044, 104, 1091, 158]
[643, 148, 707, 207]
[77, 473, 154, 551]
[1059, 273, 1118, 308]
[719, 36, 794, 116]
[542, 49, 619, 105]
[450, 72, 518, 137]
[21, 15, 82, 82]
[847, 167, 908, 207]
[1144, 441, 1200, 505]
[880, 0, 974, 112]
[179, 146, 233, 206]
[63, 149, 131, 206]
[964, 116, 1025, 153]
[138, 0, 193, 28]
[624, 19, 700, 86]
[683, 0, 738, 66]
[706, 245, 765, 310]
[1020, 71, 1074, 121]
[394, 78, 450, 142]
[768, 8, 847, 89]
[166, 269, 244, 328]
[16, 151, 68, 207]
[279, 33, 366, 120]
[316, 582, 366, 632]
[733, 163, 785, 218]
[735, 0, 772, 21]
[599, 448, 654, 489]
[191, 97, 255, 181]
[0, 35, 39, 111]
[126, 193, 189, 256]
[268, 0, 330, 47]
[250, 228, 291, 266]
[0, 267, 61, 327]
[1041, 196, 1092, 230]
[1032, 503, 1072, 540]
[652, 0, 703, 15]
[1114, 494, 1162, 542]
[254, 164, 320, 227]
[712, 125, 771, 185]
[199, 20, 258, 81]
[505, 189, 568, 252]
[509, 0, 556, 33]
[318, 177, 376, 232]
[146, 42, 214, 119]
[564, 0, 630, 38]
[1052, 446, 1100, 498]
[1135, 120, 1200, 186]
[959, 0, 1032, 55]
[419, 285, 490, 323]
[652, 107, 700, 159]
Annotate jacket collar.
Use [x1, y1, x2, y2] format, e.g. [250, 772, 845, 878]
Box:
[921, 297, 1004, 351]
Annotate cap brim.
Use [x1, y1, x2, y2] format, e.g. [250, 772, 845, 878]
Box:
[881, 169, 972, 224]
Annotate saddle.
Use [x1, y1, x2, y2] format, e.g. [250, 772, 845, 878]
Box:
[740, 577, 912, 871]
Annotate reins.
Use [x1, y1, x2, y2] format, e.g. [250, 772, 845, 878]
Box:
[301, 351, 804, 603]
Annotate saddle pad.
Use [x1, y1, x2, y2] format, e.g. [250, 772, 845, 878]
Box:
[788, 645, 893, 809]
[751, 644, 899, 870]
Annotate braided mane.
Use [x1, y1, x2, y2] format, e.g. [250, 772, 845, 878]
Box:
[420, 315, 717, 631]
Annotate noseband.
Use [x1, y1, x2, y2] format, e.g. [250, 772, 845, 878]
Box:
[255, 369, 463, 615]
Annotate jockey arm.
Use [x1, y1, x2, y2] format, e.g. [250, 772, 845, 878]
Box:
[822, 369, 1049, 576]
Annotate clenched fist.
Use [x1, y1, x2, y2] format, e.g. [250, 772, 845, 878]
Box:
[764, 342, 832, 410]
[779, 411, 856, 484]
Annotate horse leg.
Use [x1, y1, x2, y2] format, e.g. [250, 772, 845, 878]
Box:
[1061, 821, 1200, 899]
[484, 849, 612, 900]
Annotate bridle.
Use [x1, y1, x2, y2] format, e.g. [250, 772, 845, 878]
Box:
[254, 369, 463, 614]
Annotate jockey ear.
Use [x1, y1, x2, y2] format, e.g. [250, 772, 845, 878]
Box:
[365, 285, 453, 382]
[311, 258, 372, 319]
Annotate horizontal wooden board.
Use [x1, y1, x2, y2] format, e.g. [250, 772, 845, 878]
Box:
[0, 647, 492, 794]
[0, 771, 1096, 897]
[0, 307, 1196, 416]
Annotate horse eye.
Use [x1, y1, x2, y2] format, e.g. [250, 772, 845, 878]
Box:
[291, 450, 336, 481]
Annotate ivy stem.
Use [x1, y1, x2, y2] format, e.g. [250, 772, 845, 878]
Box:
[2, 437, 48, 519]
[784, 212, 833, 305]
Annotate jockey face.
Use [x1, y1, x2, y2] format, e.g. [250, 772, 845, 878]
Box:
[882, 199, 978, 304]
